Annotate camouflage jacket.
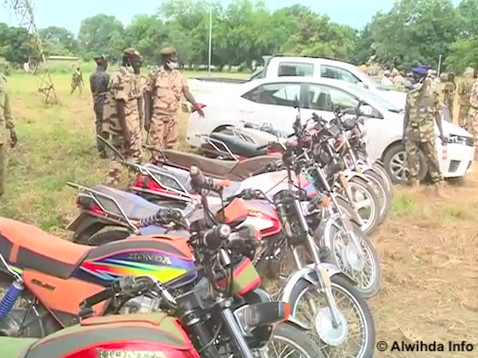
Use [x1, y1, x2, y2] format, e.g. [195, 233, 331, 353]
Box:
[149, 66, 188, 115]
[469, 81, 478, 109]
[103, 66, 141, 134]
[457, 78, 474, 106]
[404, 79, 439, 142]
[89, 67, 110, 102]
[72, 70, 83, 83]
[0, 73, 14, 145]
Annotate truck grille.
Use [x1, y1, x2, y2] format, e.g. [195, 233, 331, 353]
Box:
[447, 135, 474, 147]
[448, 160, 461, 173]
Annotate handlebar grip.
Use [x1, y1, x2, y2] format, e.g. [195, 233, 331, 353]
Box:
[82, 287, 114, 308]
[203, 224, 231, 251]
[190, 166, 206, 191]
[190, 166, 229, 193]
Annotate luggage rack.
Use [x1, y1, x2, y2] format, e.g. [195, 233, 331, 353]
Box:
[198, 134, 240, 161]
[67, 182, 139, 232]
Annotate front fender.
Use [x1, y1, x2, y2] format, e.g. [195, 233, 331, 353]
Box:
[279, 263, 343, 305]
[343, 169, 370, 183]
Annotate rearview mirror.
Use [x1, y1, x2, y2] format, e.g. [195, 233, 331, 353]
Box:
[359, 105, 373, 116]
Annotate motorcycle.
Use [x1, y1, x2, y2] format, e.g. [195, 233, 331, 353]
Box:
[196, 118, 384, 235]
[0, 168, 322, 358]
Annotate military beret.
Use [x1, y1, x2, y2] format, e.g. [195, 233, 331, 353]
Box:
[123, 48, 142, 58]
[160, 47, 177, 56]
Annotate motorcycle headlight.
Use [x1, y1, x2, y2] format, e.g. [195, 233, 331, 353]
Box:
[234, 301, 290, 334]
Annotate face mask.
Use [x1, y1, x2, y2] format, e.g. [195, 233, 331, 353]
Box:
[167, 61, 178, 70]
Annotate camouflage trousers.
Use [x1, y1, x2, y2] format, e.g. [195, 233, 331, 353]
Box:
[71, 82, 83, 95]
[466, 107, 478, 138]
[148, 113, 179, 159]
[405, 139, 442, 184]
[0, 143, 5, 196]
[103, 130, 143, 187]
[93, 99, 109, 156]
[458, 104, 470, 130]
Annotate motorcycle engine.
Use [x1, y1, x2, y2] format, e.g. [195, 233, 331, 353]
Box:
[122, 295, 160, 314]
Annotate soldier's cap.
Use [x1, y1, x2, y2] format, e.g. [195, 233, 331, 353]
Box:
[411, 66, 428, 76]
[123, 48, 142, 59]
[93, 55, 109, 62]
[160, 47, 177, 56]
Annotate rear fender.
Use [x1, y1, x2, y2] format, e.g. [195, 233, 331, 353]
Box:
[67, 214, 122, 243]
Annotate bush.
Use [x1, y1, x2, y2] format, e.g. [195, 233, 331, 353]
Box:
[0, 62, 12, 76]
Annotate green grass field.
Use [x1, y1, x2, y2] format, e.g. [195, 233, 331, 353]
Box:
[1, 70, 478, 357]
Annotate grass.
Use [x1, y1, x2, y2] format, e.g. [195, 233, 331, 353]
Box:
[1, 71, 478, 357]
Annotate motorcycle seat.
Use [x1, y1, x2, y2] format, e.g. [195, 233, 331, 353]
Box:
[91, 185, 160, 220]
[160, 150, 279, 180]
[159, 150, 237, 177]
[207, 132, 268, 158]
[0, 217, 91, 279]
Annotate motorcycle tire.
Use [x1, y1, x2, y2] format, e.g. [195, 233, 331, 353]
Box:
[345, 177, 381, 236]
[372, 161, 393, 194]
[325, 221, 381, 299]
[263, 322, 325, 358]
[83, 229, 130, 246]
[288, 274, 375, 358]
[363, 169, 392, 225]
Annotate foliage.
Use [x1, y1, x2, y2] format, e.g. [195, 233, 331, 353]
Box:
[2, 0, 478, 72]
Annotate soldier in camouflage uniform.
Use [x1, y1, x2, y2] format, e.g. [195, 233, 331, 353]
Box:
[457, 67, 475, 130]
[89, 55, 110, 158]
[439, 72, 454, 122]
[145, 47, 204, 159]
[466, 80, 478, 140]
[103, 48, 144, 186]
[403, 68, 446, 196]
[71, 66, 84, 95]
[0, 73, 18, 197]
[136, 73, 149, 132]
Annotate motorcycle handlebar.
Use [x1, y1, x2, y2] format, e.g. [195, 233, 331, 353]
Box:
[190, 166, 230, 193]
[138, 208, 186, 229]
[203, 224, 232, 252]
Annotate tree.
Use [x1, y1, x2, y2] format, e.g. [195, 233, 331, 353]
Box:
[124, 15, 168, 64]
[39, 26, 78, 56]
[367, 0, 458, 70]
[0, 23, 37, 65]
[78, 14, 125, 60]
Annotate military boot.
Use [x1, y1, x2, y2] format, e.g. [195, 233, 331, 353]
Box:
[408, 179, 420, 193]
[433, 181, 447, 198]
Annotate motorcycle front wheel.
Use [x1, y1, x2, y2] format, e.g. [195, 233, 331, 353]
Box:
[258, 323, 325, 358]
[324, 221, 381, 298]
[363, 168, 392, 225]
[288, 274, 375, 358]
[344, 177, 380, 236]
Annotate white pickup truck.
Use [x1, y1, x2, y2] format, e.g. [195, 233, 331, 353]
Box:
[188, 56, 407, 109]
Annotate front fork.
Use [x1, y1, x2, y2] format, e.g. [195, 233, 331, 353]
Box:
[292, 200, 343, 329]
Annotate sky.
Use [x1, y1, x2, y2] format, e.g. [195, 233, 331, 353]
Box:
[0, 0, 464, 34]
[0, 0, 400, 34]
